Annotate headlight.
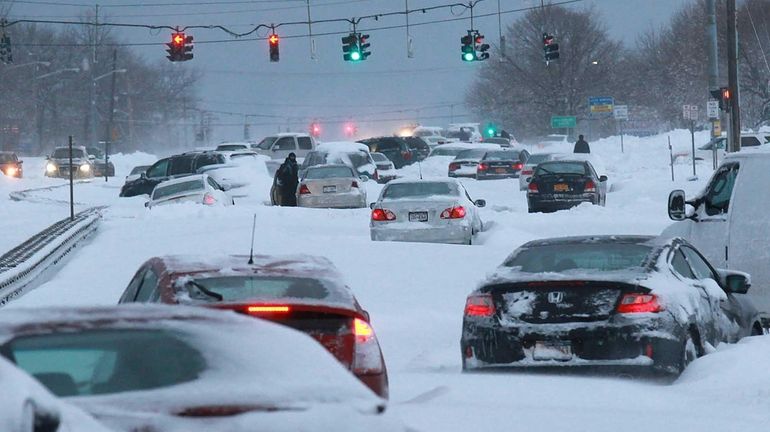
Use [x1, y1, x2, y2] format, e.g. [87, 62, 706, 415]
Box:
[46, 163, 57, 173]
[5, 166, 18, 177]
[79, 164, 91, 173]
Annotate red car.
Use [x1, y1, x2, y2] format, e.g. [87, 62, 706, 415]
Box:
[118, 254, 389, 398]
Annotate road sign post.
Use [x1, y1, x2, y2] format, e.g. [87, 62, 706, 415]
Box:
[683, 104, 699, 178]
[613, 105, 628, 153]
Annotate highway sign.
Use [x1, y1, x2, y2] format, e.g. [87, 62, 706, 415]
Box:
[551, 116, 577, 129]
[589, 96, 614, 114]
[613, 105, 628, 120]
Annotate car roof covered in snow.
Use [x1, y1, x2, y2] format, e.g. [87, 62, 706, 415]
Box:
[519, 235, 661, 248]
[317, 141, 370, 154]
[384, 176, 461, 186]
[154, 174, 207, 188]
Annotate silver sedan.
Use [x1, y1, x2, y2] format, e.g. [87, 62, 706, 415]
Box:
[297, 164, 368, 209]
[370, 178, 485, 245]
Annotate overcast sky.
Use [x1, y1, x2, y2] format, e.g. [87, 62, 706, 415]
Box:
[5, 0, 691, 141]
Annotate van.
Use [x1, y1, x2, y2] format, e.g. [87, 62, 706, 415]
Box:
[251, 133, 317, 159]
[665, 151, 770, 313]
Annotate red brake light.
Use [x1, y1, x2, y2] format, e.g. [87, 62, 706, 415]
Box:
[584, 180, 596, 192]
[402, 150, 412, 160]
[477, 163, 489, 171]
[528, 182, 539, 193]
[440, 206, 466, 219]
[465, 293, 495, 317]
[513, 162, 523, 170]
[371, 208, 396, 221]
[449, 163, 460, 171]
[522, 169, 533, 175]
[351, 180, 359, 188]
[616, 293, 662, 314]
[203, 193, 216, 205]
[299, 184, 311, 194]
[247, 305, 290, 313]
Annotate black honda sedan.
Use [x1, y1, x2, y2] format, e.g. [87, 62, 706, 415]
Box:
[527, 160, 607, 212]
[461, 235, 763, 375]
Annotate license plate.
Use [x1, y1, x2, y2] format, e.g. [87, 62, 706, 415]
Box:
[553, 183, 569, 192]
[533, 341, 572, 361]
[322, 185, 337, 193]
[495, 168, 507, 173]
[409, 212, 428, 222]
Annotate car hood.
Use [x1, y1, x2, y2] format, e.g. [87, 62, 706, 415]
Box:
[50, 157, 89, 164]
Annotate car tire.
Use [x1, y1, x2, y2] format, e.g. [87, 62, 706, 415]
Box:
[678, 332, 699, 374]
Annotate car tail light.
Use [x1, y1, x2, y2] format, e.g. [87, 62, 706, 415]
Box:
[371, 208, 396, 221]
[449, 162, 460, 171]
[351, 180, 359, 188]
[247, 305, 291, 314]
[477, 163, 489, 171]
[440, 206, 466, 219]
[203, 193, 217, 205]
[352, 318, 384, 374]
[584, 180, 596, 192]
[299, 184, 311, 194]
[402, 150, 412, 161]
[522, 169, 533, 175]
[465, 293, 495, 317]
[528, 182, 539, 193]
[513, 162, 523, 170]
[616, 293, 662, 314]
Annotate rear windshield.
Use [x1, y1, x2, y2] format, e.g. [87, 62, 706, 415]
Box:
[180, 276, 334, 303]
[484, 151, 517, 161]
[504, 243, 653, 273]
[130, 166, 149, 175]
[526, 154, 552, 165]
[535, 161, 587, 176]
[430, 147, 466, 157]
[305, 166, 354, 179]
[383, 182, 456, 199]
[216, 144, 247, 151]
[4, 329, 206, 397]
[153, 179, 205, 200]
[741, 136, 762, 147]
[0, 153, 17, 163]
[371, 153, 388, 162]
[455, 149, 487, 160]
[52, 148, 86, 159]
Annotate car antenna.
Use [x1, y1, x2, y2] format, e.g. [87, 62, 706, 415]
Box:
[247, 213, 256, 265]
[418, 160, 423, 180]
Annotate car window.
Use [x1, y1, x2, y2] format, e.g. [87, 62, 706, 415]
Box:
[129, 166, 149, 175]
[383, 182, 457, 199]
[483, 151, 516, 161]
[194, 154, 222, 170]
[120, 268, 147, 303]
[0, 153, 17, 163]
[145, 159, 170, 178]
[741, 136, 761, 147]
[526, 154, 552, 165]
[671, 249, 695, 279]
[206, 176, 221, 190]
[455, 149, 486, 160]
[704, 163, 738, 216]
[297, 137, 313, 150]
[305, 166, 355, 179]
[182, 276, 334, 303]
[153, 179, 205, 200]
[681, 246, 717, 281]
[134, 270, 160, 302]
[430, 147, 465, 157]
[504, 243, 653, 272]
[256, 136, 277, 150]
[371, 153, 388, 162]
[216, 144, 247, 151]
[273, 137, 296, 151]
[168, 156, 195, 176]
[347, 151, 369, 168]
[535, 162, 587, 176]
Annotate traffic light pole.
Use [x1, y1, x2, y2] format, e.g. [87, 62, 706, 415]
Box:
[104, 49, 118, 182]
[726, 0, 741, 153]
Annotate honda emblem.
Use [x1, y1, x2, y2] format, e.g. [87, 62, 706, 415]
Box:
[548, 291, 565, 304]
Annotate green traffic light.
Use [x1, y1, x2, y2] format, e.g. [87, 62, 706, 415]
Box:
[351, 51, 362, 61]
[463, 52, 475, 62]
[487, 128, 495, 136]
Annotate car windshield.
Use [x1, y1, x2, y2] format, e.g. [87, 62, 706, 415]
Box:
[87, 148, 104, 158]
[430, 147, 466, 157]
[504, 243, 653, 273]
[182, 276, 333, 303]
[383, 182, 456, 199]
[305, 166, 354, 179]
[255, 137, 277, 150]
[535, 161, 586, 176]
[130, 166, 149, 175]
[216, 144, 247, 151]
[371, 153, 388, 162]
[484, 151, 516, 161]
[52, 148, 86, 159]
[526, 154, 552, 165]
[0, 153, 16, 163]
[4, 329, 206, 397]
[153, 179, 205, 200]
[455, 149, 487, 160]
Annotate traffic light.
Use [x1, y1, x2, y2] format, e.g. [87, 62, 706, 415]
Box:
[166, 32, 193, 62]
[342, 32, 371, 62]
[461, 31, 475, 62]
[711, 87, 731, 112]
[358, 34, 371, 61]
[543, 33, 559, 63]
[344, 122, 357, 137]
[310, 122, 321, 137]
[269, 34, 280, 62]
[484, 123, 497, 138]
[0, 32, 12, 65]
[475, 34, 490, 61]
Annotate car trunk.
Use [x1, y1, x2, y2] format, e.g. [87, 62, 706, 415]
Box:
[381, 199, 459, 225]
[488, 281, 636, 324]
[534, 174, 591, 194]
[482, 160, 520, 174]
[153, 192, 204, 206]
[304, 178, 355, 195]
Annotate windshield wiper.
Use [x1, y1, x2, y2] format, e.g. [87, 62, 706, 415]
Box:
[186, 280, 223, 301]
[537, 167, 557, 175]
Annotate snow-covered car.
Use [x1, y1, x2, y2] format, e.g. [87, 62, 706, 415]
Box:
[475, 149, 529, 180]
[428, 143, 500, 159]
[527, 160, 607, 212]
[448, 148, 488, 178]
[447, 123, 483, 142]
[412, 126, 446, 138]
[0, 356, 113, 432]
[357, 137, 414, 169]
[0, 305, 403, 432]
[120, 151, 227, 197]
[301, 142, 378, 180]
[461, 235, 764, 375]
[86, 147, 116, 177]
[423, 135, 455, 148]
[125, 164, 151, 183]
[146, 174, 233, 209]
[251, 133, 317, 160]
[215, 142, 251, 153]
[298, 164, 368, 209]
[45, 146, 94, 179]
[370, 178, 485, 245]
[118, 254, 388, 398]
[518, 153, 562, 190]
[371, 152, 397, 183]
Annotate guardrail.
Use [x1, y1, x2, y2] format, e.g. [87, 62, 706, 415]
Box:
[0, 207, 104, 307]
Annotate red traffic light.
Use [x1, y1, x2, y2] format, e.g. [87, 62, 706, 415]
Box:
[475, 35, 483, 44]
[269, 34, 279, 45]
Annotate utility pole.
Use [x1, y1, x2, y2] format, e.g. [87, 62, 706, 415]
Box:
[726, 0, 741, 152]
[706, 0, 719, 92]
[89, 4, 99, 147]
[103, 49, 118, 182]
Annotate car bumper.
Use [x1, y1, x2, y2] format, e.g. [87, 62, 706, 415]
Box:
[371, 223, 472, 244]
[477, 171, 519, 180]
[462, 317, 683, 373]
[448, 172, 477, 179]
[298, 193, 366, 209]
[528, 193, 599, 212]
[45, 169, 93, 179]
[356, 372, 389, 400]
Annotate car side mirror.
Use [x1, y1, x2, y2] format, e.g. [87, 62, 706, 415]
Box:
[359, 175, 369, 183]
[88, 154, 96, 160]
[140, 172, 148, 179]
[721, 272, 751, 294]
[144, 201, 150, 208]
[599, 175, 608, 182]
[668, 189, 687, 221]
[474, 199, 486, 208]
[219, 181, 232, 191]
[369, 202, 376, 210]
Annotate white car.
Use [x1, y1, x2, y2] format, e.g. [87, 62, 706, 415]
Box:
[125, 165, 151, 183]
[370, 178, 485, 245]
[297, 164, 368, 209]
[447, 123, 483, 142]
[251, 133, 317, 160]
[371, 152, 397, 183]
[147, 174, 233, 208]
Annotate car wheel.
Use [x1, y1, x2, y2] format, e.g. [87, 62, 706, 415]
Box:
[751, 323, 764, 336]
[678, 333, 699, 374]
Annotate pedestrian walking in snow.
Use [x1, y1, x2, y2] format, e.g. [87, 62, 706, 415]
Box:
[573, 135, 591, 154]
[276, 152, 299, 206]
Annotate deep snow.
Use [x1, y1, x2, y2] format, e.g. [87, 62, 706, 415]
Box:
[3, 131, 769, 431]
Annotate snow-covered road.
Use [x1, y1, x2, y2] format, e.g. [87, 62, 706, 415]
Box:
[2, 130, 769, 431]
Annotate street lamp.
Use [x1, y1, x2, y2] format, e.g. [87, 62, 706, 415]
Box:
[35, 67, 80, 80]
[2, 60, 51, 70]
[90, 68, 127, 149]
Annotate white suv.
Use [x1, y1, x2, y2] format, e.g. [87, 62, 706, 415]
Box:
[251, 133, 317, 159]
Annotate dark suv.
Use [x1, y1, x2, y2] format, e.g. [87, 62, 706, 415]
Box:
[358, 137, 413, 168]
[119, 151, 225, 197]
[402, 137, 430, 161]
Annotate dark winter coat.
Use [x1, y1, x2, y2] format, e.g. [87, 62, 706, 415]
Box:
[275, 158, 299, 206]
[573, 139, 591, 154]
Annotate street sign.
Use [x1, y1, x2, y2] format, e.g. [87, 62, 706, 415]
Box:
[683, 104, 699, 120]
[613, 105, 628, 120]
[707, 100, 719, 119]
[589, 96, 614, 114]
[551, 116, 576, 129]
[712, 119, 722, 137]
